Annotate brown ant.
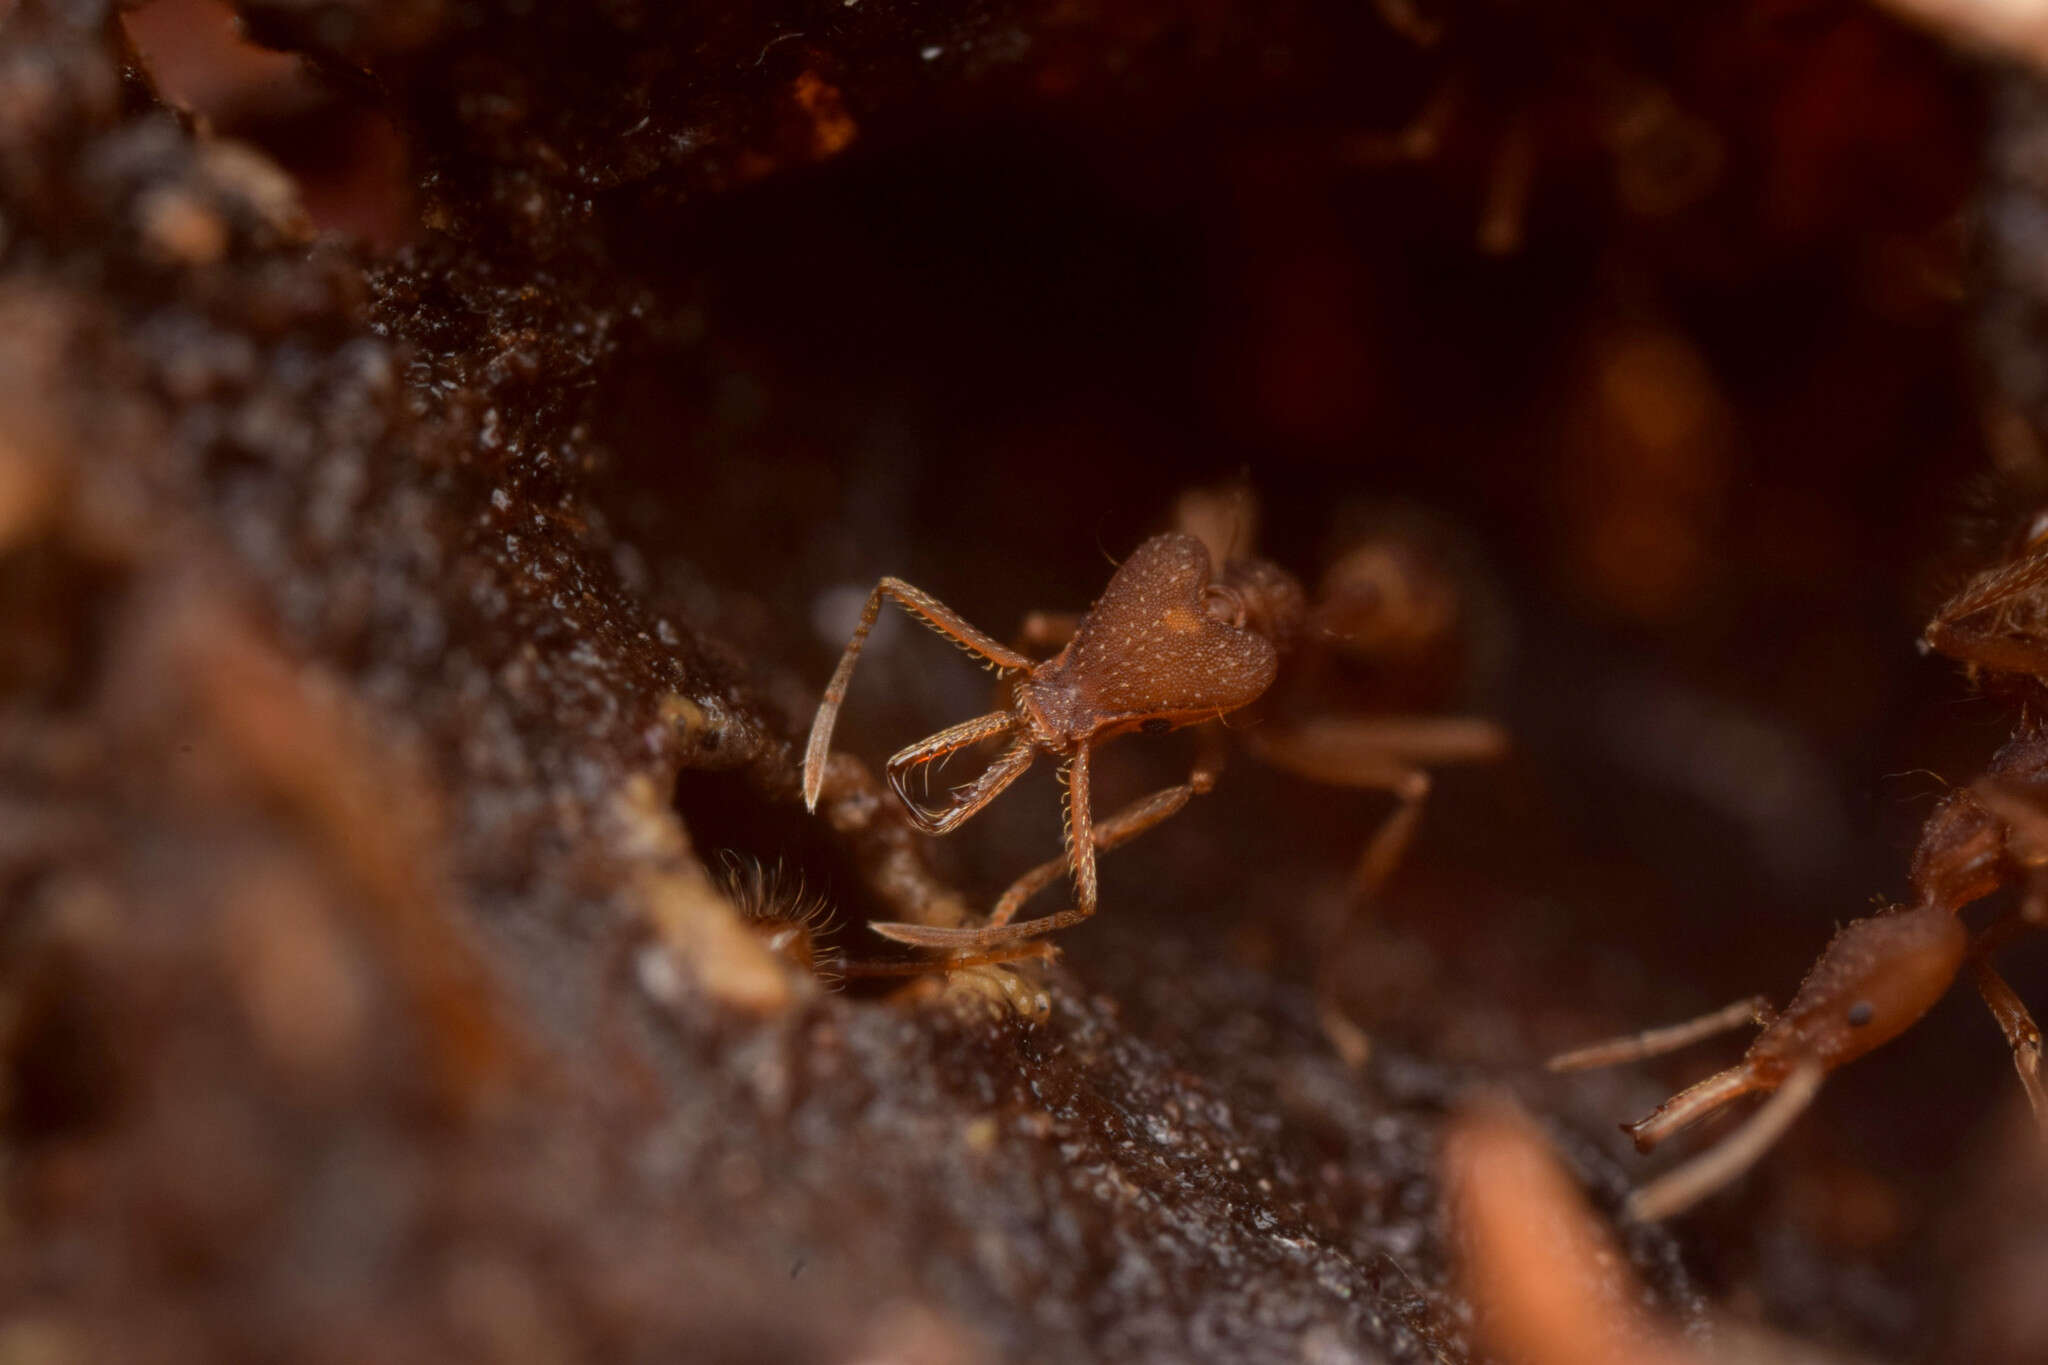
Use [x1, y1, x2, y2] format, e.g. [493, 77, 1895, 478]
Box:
[801, 492, 1505, 1049]
[1553, 517, 2048, 1220]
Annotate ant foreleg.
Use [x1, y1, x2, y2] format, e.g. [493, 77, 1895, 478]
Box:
[884, 720, 1033, 834]
[869, 743, 1106, 951]
[803, 578, 1033, 810]
[1547, 996, 1774, 1073]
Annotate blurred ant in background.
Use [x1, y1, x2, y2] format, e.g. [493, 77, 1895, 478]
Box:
[1555, 488, 2048, 1219]
[803, 487, 1505, 1056]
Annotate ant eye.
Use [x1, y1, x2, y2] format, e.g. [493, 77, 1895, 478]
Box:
[1141, 718, 1171, 735]
[1202, 585, 1248, 628]
[1846, 1001, 1875, 1027]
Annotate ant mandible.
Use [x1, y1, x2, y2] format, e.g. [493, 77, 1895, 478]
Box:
[801, 493, 1504, 1046]
[1554, 511, 2048, 1220]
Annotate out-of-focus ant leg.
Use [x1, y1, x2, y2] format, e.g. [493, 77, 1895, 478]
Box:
[1969, 912, 2048, 1129]
[1015, 611, 1081, 655]
[1251, 714, 1505, 893]
[1251, 714, 1507, 1065]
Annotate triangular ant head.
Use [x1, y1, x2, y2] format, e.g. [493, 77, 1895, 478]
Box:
[1046, 534, 1281, 733]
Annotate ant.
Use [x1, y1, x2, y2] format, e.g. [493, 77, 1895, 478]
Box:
[801, 490, 1505, 1051]
[1553, 512, 2048, 1220]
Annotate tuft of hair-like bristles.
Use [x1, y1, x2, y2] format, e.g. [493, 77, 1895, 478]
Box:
[716, 853, 843, 988]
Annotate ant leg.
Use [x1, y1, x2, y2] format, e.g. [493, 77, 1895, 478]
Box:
[869, 744, 1105, 951]
[867, 896, 1098, 950]
[985, 744, 1228, 929]
[1477, 122, 1536, 257]
[1372, 0, 1444, 46]
[1342, 77, 1461, 166]
[1253, 715, 1508, 776]
[1970, 958, 2048, 1129]
[1247, 729, 1427, 895]
[1253, 716, 1505, 1066]
[803, 578, 1033, 810]
[1968, 912, 2048, 1128]
[1547, 996, 1774, 1073]
[837, 941, 1060, 978]
[1016, 611, 1081, 655]
[1625, 1062, 1825, 1221]
[884, 720, 1033, 834]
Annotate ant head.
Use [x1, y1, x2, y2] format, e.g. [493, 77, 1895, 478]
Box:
[1048, 534, 1286, 737]
[1748, 901, 1966, 1075]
